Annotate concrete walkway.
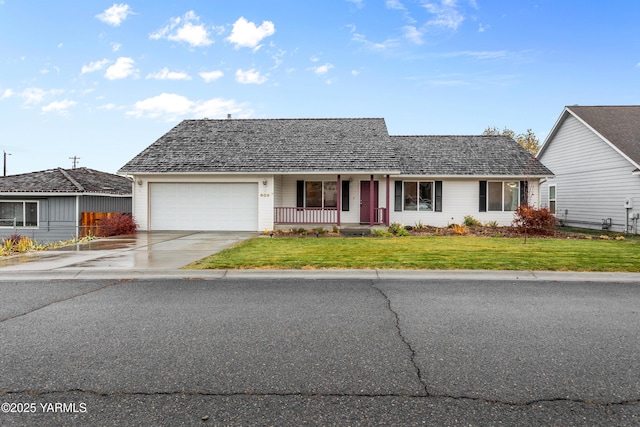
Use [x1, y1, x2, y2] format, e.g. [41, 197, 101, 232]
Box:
[1, 231, 640, 282]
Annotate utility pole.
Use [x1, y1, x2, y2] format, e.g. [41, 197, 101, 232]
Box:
[3, 150, 11, 177]
[69, 156, 80, 169]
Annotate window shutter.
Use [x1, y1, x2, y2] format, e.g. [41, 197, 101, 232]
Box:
[435, 181, 443, 212]
[296, 180, 304, 208]
[341, 180, 350, 211]
[520, 181, 529, 206]
[394, 181, 403, 211]
[479, 181, 487, 212]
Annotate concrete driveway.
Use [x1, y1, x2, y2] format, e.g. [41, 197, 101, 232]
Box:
[0, 231, 257, 272]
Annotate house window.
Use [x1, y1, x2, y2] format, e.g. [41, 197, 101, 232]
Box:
[548, 184, 556, 214]
[305, 181, 337, 208]
[487, 181, 519, 212]
[403, 181, 433, 211]
[0, 201, 38, 227]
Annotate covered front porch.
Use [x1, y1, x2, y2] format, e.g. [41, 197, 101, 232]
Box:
[272, 174, 392, 227]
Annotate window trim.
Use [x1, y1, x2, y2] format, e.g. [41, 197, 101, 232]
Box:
[301, 180, 338, 209]
[402, 180, 435, 212]
[548, 184, 556, 214]
[0, 200, 39, 228]
[485, 181, 520, 212]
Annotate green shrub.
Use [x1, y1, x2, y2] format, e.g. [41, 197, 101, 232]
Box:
[463, 215, 482, 226]
[388, 222, 409, 236]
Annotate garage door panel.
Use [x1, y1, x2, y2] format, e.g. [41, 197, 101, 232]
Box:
[150, 183, 258, 231]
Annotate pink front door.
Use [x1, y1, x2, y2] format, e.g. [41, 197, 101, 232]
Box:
[360, 181, 379, 224]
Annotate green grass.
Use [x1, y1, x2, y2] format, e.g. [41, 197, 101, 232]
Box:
[185, 235, 640, 272]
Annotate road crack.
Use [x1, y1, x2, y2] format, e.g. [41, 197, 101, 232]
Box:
[2, 389, 638, 408]
[0, 279, 131, 323]
[370, 281, 430, 397]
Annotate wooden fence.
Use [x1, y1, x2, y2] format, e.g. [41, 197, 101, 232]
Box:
[80, 212, 118, 237]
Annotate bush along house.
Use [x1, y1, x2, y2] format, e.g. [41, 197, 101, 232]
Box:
[0, 167, 132, 243]
[118, 118, 553, 232]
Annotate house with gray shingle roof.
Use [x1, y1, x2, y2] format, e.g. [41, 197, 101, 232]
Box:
[119, 118, 552, 232]
[538, 105, 640, 233]
[0, 167, 132, 242]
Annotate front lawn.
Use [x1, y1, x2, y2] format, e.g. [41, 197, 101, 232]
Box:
[185, 235, 640, 271]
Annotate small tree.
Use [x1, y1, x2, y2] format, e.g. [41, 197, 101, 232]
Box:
[483, 126, 540, 156]
[512, 206, 556, 237]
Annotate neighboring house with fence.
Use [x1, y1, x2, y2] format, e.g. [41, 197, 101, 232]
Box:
[0, 167, 132, 243]
[119, 118, 553, 232]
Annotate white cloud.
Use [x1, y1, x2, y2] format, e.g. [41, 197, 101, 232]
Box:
[199, 70, 224, 82]
[346, 0, 364, 8]
[146, 67, 191, 80]
[313, 63, 334, 75]
[105, 57, 138, 80]
[386, 0, 405, 10]
[235, 68, 267, 84]
[226, 17, 275, 50]
[193, 98, 248, 119]
[403, 25, 424, 44]
[99, 103, 118, 110]
[81, 59, 109, 74]
[111, 42, 122, 52]
[96, 4, 133, 27]
[423, 0, 465, 30]
[41, 99, 77, 115]
[128, 93, 193, 120]
[150, 11, 213, 47]
[444, 50, 508, 59]
[21, 88, 47, 104]
[351, 31, 400, 52]
[1, 89, 13, 99]
[127, 93, 249, 121]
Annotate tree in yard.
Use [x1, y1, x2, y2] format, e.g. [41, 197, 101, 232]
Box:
[483, 126, 540, 156]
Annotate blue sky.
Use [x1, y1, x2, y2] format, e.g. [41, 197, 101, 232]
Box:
[1, 0, 639, 175]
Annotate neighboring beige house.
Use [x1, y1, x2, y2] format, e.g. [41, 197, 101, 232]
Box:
[538, 105, 640, 233]
[119, 118, 553, 232]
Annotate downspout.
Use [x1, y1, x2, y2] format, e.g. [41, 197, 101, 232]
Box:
[369, 174, 374, 226]
[336, 175, 341, 226]
[76, 195, 80, 239]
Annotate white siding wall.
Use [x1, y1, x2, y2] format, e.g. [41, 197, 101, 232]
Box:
[391, 179, 538, 227]
[276, 175, 539, 228]
[539, 115, 640, 233]
[131, 174, 273, 231]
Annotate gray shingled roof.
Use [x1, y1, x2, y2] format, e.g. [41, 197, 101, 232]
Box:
[0, 167, 132, 194]
[392, 135, 553, 176]
[118, 118, 553, 177]
[119, 118, 400, 173]
[564, 105, 640, 166]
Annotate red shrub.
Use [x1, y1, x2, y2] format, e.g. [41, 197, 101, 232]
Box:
[512, 206, 556, 235]
[97, 213, 137, 237]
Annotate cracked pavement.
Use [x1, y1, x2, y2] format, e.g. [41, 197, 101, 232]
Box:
[1, 278, 639, 426]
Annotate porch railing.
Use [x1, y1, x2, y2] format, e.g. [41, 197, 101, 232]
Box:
[274, 207, 387, 225]
[372, 208, 387, 225]
[274, 207, 337, 224]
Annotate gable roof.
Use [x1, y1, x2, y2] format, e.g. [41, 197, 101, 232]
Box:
[0, 167, 132, 195]
[539, 105, 640, 168]
[119, 118, 400, 174]
[393, 135, 553, 177]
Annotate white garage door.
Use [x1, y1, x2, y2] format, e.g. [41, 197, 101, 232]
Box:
[150, 183, 258, 231]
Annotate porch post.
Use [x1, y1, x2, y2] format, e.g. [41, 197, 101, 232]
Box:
[385, 175, 390, 226]
[336, 175, 341, 226]
[369, 174, 374, 226]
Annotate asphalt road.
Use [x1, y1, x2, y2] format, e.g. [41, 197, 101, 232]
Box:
[0, 278, 639, 426]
